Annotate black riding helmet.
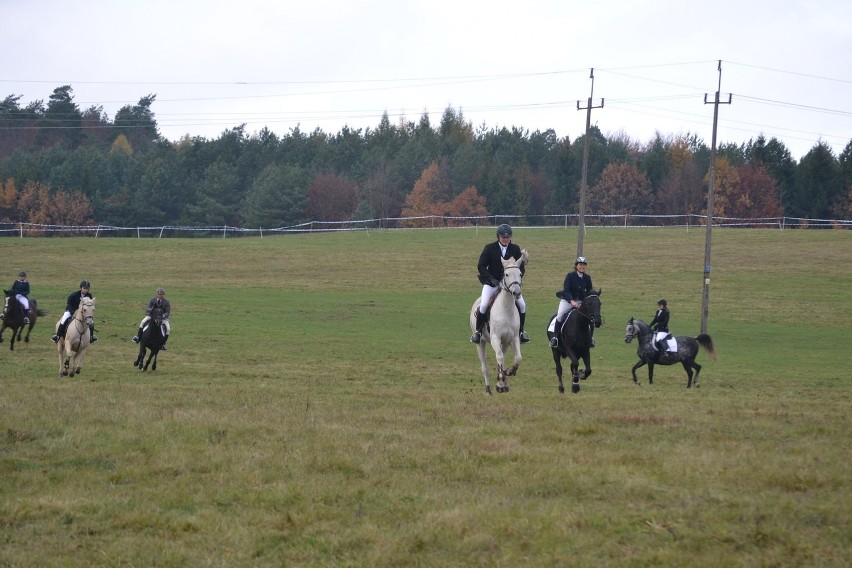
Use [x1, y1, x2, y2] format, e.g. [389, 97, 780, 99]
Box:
[658, 298, 667, 306]
[496, 224, 513, 238]
[80, 280, 91, 289]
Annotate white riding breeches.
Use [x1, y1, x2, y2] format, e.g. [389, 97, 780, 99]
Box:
[477, 284, 525, 314]
[15, 294, 29, 310]
[141, 315, 170, 335]
[59, 310, 72, 325]
[555, 299, 573, 320]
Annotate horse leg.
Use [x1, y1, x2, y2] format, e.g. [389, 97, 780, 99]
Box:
[477, 343, 491, 395]
[647, 362, 655, 385]
[491, 338, 507, 393]
[683, 360, 701, 388]
[580, 352, 592, 381]
[693, 361, 701, 388]
[553, 351, 565, 393]
[631, 360, 646, 385]
[151, 352, 158, 371]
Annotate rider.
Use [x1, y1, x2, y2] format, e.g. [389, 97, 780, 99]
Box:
[470, 224, 529, 344]
[51, 280, 97, 343]
[650, 298, 671, 353]
[132, 288, 171, 350]
[549, 256, 595, 348]
[4, 271, 31, 324]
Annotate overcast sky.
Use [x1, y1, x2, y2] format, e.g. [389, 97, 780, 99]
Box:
[3, 0, 850, 161]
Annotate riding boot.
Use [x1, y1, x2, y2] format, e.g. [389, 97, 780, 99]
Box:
[162, 334, 169, 351]
[21, 308, 30, 324]
[52, 322, 66, 343]
[89, 325, 98, 343]
[549, 317, 563, 348]
[518, 312, 530, 343]
[470, 310, 487, 343]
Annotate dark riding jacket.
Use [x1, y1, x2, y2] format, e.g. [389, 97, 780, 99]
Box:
[477, 241, 525, 286]
[11, 280, 30, 297]
[650, 308, 670, 333]
[145, 297, 171, 319]
[557, 270, 593, 302]
[65, 290, 93, 313]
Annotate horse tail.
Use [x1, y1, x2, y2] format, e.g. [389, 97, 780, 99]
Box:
[696, 334, 716, 359]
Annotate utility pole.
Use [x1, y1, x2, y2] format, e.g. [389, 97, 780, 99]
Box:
[576, 68, 604, 258]
[700, 60, 732, 335]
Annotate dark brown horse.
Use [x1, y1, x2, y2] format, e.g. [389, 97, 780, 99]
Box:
[134, 307, 166, 372]
[546, 290, 603, 394]
[1, 290, 44, 350]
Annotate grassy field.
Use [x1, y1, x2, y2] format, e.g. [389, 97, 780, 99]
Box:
[1, 228, 850, 567]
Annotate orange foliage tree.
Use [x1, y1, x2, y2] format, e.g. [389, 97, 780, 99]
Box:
[8, 179, 95, 235]
[305, 173, 358, 221]
[401, 161, 488, 227]
[588, 162, 654, 219]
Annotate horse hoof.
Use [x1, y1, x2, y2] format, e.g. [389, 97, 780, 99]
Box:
[485, 386, 492, 395]
[571, 383, 580, 394]
[558, 385, 565, 394]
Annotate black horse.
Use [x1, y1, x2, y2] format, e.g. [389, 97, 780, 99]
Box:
[1, 290, 45, 351]
[547, 290, 603, 394]
[133, 307, 166, 371]
[624, 317, 715, 388]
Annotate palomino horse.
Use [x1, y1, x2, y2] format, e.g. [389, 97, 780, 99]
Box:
[546, 290, 603, 394]
[57, 296, 95, 378]
[134, 307, 166, 372]
[1, 289, 45, 350]
[624, 317, 716, 388]
[470, 249, 529, 395]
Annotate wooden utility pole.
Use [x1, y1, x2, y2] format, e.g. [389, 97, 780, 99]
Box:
[576, 68, 604, 258]
[700, 61, 732, 335]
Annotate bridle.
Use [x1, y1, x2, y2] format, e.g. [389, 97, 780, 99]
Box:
[71, 301, 94, 332]
[576, 293, 602, 325]
[501, 265, 523, 297]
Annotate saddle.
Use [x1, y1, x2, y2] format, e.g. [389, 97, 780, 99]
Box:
[654, 332, 676, 352]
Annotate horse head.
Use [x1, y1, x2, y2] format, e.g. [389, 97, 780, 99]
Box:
[78, 297, 95, 326]
[500, 255, 526, 299]
[624, 317, 645, 343]
[582, 289, 603, 328]
[150, 306, 164, 326]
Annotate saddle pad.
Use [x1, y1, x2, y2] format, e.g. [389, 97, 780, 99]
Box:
[654, 331, 677, 352]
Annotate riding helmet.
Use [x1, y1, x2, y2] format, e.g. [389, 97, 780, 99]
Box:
[80, 280, 91, 289]
[496, 224, 513, 237]
[18, 271, 26, 277]
[156, 287, 165, 295]
[658, 298, 667, 306]
[575, 256, 587, 265]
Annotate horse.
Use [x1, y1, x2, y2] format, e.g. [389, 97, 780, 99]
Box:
[546, 290, 603, 394]
[1, 289, 45, 350]
[57, 296, 95, 378]
[470, 249, 529, 395]
[624, 317, 716, 388]
[133, 307, 166, 371]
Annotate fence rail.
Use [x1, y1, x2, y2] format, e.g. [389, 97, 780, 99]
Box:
[1, 214, 850, 237]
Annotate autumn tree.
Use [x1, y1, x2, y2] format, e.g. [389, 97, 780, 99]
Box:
[587, 161, 653, 218]
[305, 173, 358, 222]
[445, 186, 488, 226]
[401, 160, 453, 227]
[14, 180, 94, 234]
[0, 178, 18, 220]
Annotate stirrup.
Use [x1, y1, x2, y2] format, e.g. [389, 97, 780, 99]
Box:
[519, 331, 530, 343]
[90, 336, 98, 343]
[470, 331, 481, 344]
[549, 336, 559, 348]
[51, 335, 60, 343]
[132, 336, 140, 344]
[23, 317, 30, 324]
[161, 344, 168, 351]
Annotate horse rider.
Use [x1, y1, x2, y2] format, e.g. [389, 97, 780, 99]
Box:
[52, 280, 98, 344]
[3, 271, 31, 324]
[650, 298, 671, 353]
[470, 223, 530, 344]
[549, 256, 595, 348]
[132, 288, 171, 350]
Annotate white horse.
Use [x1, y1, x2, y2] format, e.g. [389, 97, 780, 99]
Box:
[57, 297, 95, 378]
[470, 249, 529, 395]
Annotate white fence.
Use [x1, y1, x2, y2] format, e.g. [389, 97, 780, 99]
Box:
[1, 214, 850, 237]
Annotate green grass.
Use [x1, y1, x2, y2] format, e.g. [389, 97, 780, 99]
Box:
[1, 228, 850, 567]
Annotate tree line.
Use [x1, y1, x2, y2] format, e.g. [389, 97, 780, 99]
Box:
[1, 85, 850, 230]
